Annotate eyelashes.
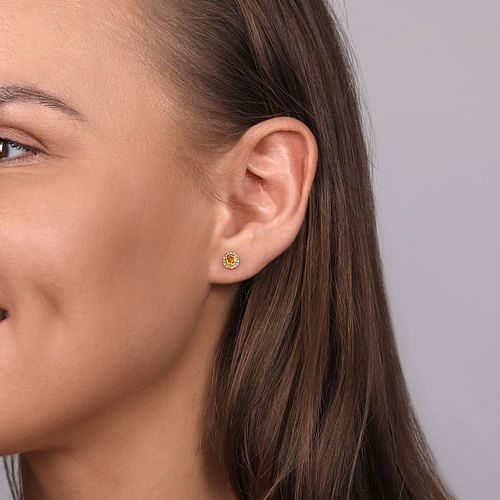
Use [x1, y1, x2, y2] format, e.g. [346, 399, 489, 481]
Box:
[0, 137, 39, 166]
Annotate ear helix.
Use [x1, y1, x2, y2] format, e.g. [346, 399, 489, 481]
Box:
[222, 251, 240, 270]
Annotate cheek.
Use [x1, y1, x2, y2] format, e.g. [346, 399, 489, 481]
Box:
[0, 162, 212, 453]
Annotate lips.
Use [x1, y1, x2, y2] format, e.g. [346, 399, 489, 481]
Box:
[0, 309, 9, 321]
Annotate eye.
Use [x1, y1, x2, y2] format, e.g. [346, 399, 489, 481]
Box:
[0, 137, 39, 166]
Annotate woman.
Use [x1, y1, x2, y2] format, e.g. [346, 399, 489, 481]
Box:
[0, 0, 456, 498]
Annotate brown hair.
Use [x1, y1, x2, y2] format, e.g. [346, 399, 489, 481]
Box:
[4, 1, 457, 498]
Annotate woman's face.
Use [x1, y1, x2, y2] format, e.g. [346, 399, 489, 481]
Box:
[0, 0, 220, 452]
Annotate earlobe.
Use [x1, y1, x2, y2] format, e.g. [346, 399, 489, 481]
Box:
[208, 116, 318, 284]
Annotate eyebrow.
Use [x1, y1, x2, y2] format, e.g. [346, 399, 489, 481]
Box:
[0, 84, 86, 122]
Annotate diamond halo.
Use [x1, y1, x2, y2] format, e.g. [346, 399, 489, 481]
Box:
[222, 251, 240, 270]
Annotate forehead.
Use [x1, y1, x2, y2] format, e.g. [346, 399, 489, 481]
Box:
[0, 0, 150, 118]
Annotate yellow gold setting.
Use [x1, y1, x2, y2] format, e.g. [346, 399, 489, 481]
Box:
[222, 251, 240, 270]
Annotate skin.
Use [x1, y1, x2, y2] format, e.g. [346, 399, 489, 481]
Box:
[0, 1, 317, 499]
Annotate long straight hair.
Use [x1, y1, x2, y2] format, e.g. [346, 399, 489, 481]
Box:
[4, 1, 457, 498]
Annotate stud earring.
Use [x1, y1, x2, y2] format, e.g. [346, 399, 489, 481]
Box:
[222, 251, 240, 270]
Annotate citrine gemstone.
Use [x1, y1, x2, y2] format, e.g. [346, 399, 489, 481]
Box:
[223, 251, 240, 269]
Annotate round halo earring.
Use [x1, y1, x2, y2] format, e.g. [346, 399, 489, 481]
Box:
[222, 251, 240, 270]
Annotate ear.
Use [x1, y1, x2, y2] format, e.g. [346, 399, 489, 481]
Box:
[207, 116, 318, 283]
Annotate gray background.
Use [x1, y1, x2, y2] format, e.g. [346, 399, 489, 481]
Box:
[1, 1, 498, 499]
[334, 2, 499, 499]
